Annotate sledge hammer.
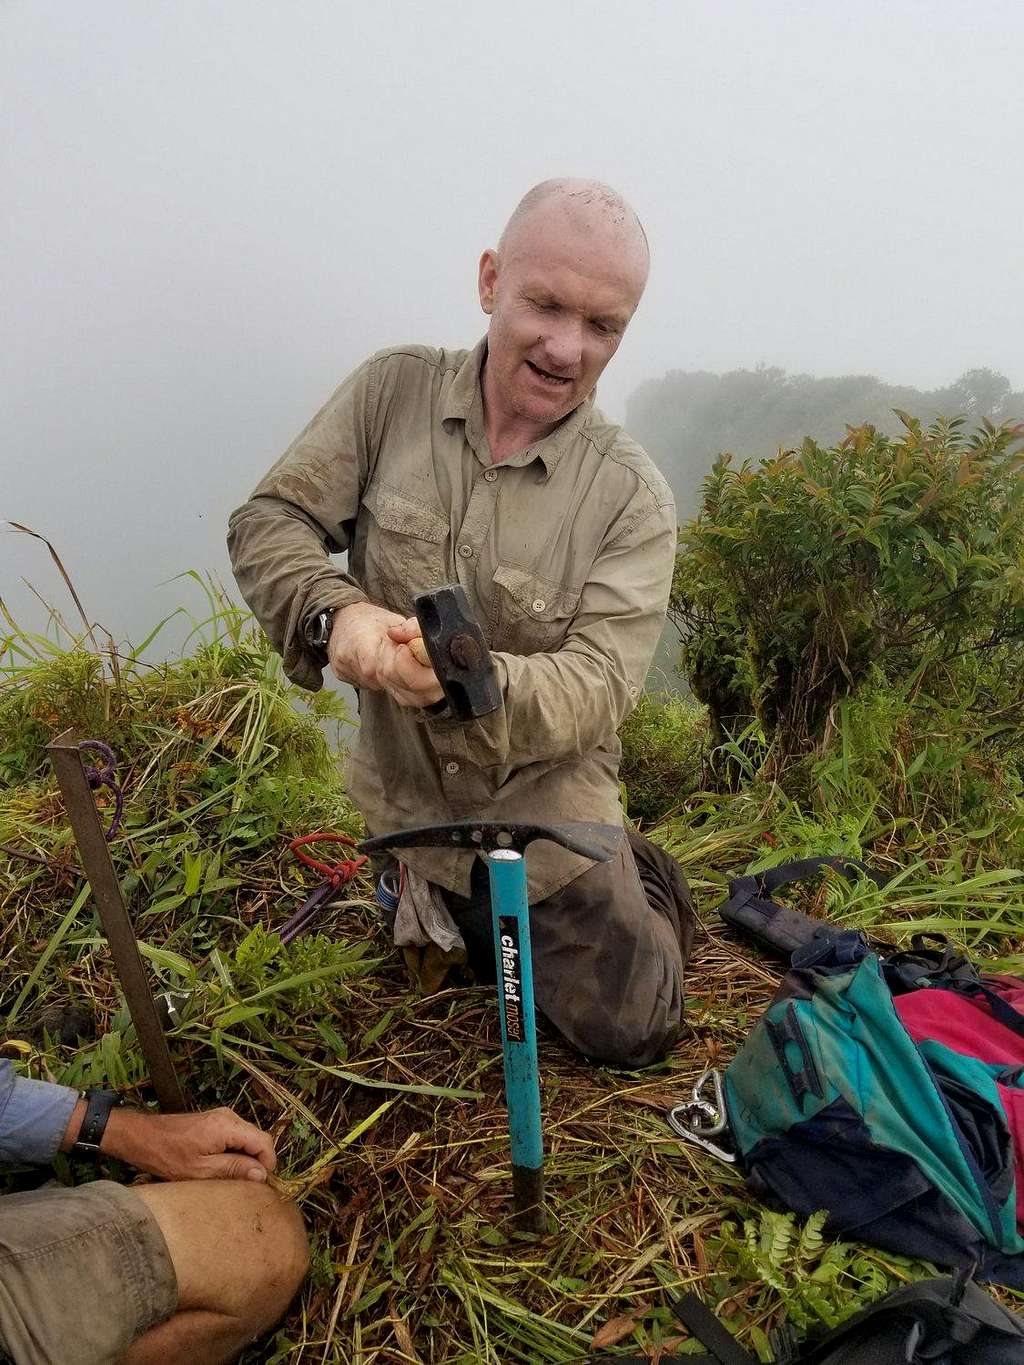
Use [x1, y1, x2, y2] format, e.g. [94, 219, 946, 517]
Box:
[406, 583, 501, 720]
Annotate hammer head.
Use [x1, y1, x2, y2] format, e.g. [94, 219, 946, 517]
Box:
[415, 584, 501, 721]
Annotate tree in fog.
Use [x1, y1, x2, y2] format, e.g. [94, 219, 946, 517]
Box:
[627, 365, 1023, 518]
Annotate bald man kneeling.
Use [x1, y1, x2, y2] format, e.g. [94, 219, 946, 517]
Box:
[228, 179, 696, 1068]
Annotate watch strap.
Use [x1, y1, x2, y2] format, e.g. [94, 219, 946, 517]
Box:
[71, 1089, 122, 1157]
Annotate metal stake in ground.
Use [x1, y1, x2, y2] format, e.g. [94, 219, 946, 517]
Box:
[48, 729, 186, 1112]
[360, 819, 620, 1233]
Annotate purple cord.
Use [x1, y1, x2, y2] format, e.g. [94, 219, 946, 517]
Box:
[78, 739, 124, 840]
[279, 880, 336, 944]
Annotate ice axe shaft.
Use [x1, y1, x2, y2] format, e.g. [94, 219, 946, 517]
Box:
[361, 819, 620, 1234]
[47, 730, 186, 1112]
[488, 848, 545, 1233]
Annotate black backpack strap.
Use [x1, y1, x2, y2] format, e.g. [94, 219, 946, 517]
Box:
[716, 857, 885, 960]
[885, 931, 1024, 1033]
[962, 980, 1024, 1039]
[669, 1294, 758, 1364]
[794, 1271, 1024, 1362]
[757, 856, 888, 896]
[884, 932, 981, 993]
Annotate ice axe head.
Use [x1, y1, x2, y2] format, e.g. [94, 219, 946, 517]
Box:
[359, 819, 622, 862]
[413, 583, 500, 721]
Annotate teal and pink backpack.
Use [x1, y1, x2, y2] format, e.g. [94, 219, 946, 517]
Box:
[716, 859, 1024, 1285]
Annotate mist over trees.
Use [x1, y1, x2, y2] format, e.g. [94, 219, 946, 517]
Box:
[627, 365, 1024, 518]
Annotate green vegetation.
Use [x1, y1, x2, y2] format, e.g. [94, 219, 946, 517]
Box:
[617, 692, 707, 827]
[4, 408, 1024, 1362]
[673, 415, 1024, 768]
[706, 1207, 913, 1356]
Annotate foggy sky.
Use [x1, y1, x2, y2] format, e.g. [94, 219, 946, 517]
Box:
[3, 0, 1022, 646]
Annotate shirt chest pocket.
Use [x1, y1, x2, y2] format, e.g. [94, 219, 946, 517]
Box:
[490, 564, 582, 655]
[359, 483, 450, 616]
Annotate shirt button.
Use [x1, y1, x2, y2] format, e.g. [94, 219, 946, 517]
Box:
[444, 760, 460, 776]
[458, 544, 473, 559]
[484, 469, 498, 483]
[532, 598, 546, 613]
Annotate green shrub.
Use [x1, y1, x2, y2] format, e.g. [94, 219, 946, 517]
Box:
[672, 415, 1024, 766]
[805, 681, 1024, 857]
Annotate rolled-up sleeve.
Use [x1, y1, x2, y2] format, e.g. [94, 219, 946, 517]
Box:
[227, 360, 377, 689]
[0, 1059, 78, 1165]
[425, 491, 677, 770]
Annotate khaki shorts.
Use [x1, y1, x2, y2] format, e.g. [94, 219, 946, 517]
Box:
[0, 1180, 178, 1365]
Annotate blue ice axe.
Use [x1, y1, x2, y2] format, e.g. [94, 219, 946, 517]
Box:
[360, 818, 619, 1233]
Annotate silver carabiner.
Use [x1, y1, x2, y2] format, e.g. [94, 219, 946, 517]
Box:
[666, 1070, 736, 1164]
[691, 1069, 729, 1136]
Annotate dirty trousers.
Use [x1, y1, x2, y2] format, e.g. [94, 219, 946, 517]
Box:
[442, 831, 696, 1069]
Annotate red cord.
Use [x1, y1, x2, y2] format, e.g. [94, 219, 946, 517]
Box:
[288, 832, 368, 887]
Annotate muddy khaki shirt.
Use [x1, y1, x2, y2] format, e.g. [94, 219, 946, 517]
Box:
[228, 340, 677, 901]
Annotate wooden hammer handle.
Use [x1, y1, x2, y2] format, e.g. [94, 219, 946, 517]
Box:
[407, 636, 431, 668]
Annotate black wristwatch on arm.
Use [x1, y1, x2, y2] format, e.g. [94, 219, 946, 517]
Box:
[70, 1089, 123, 1158]
[304, 608, 336, 658]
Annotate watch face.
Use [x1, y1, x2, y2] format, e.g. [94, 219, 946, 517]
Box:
[307, 611, 330, 648]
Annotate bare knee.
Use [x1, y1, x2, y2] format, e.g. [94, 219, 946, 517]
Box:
[240, 1184, 309, 1328]
[133, 1180, 309, 1332]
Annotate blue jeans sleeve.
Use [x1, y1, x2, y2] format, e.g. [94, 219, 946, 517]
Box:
[0, 1058, 79, 1165]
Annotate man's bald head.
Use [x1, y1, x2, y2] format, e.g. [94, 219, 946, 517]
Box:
[477, 178, 650, 439]
[498, 178, 650, 288]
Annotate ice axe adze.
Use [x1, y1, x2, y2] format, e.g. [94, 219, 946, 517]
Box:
[360, 819, 620, 1234]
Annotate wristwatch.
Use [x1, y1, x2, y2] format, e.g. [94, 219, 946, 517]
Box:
[304, 608, 336, 653]
[70, 1089, 123, 1158]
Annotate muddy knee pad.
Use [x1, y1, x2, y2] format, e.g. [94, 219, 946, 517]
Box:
[529, 840, 686, 1068]
[574, 1006, 682, 1070]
